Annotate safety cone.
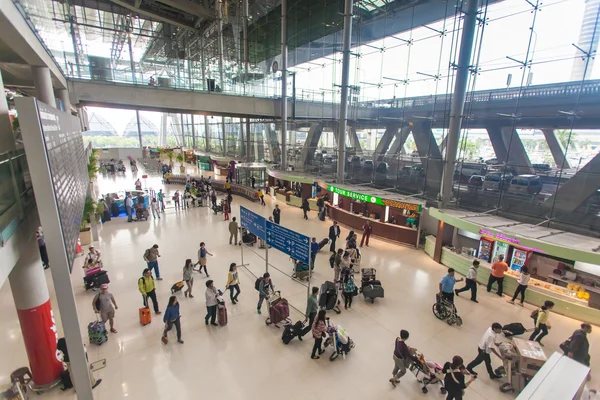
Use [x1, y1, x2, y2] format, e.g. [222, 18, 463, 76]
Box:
[75, 238, 83, 256]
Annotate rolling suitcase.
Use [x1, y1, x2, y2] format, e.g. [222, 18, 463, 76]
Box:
[218, 303, 228, 326]
[267, 298, 289, 325]
[362, 284, 384, 303]
[319, 281, 337, 309]
[318, 238, 329, 251]
[282, 320, 304, 344]
[171, 281, 185, 294]
[139, 307, 151, 326]
[318, 207, 326, 221]
[88, 318, 108, 345]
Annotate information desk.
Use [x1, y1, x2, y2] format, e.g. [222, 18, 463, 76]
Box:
[425, 236, 600, 325]
[328, 205, 418, 247]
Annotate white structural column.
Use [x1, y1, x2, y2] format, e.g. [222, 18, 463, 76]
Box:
[32, 66, 56, 108]
[337, 0, 354, 183]
[280, 0, 288, 169]
[542, 129, 572, 169]
[0, 71, 15, 151]
[55, 89, 70, 113]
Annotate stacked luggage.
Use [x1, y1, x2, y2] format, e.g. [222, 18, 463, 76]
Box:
[281, 320, 306, 344]
[266, 294, 290, 326]
[292, 259, 313, 280]
[84, 270, 110, 291]
[360, 268, 384, 303]
[319, 281, 341, 314]
[88, 318, 108, 345]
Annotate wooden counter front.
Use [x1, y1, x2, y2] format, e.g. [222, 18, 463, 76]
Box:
[327, 205, 418, 247]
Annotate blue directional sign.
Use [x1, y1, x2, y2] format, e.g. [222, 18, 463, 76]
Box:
[240, 206, 266, 240]
[265, 220, 310, 265]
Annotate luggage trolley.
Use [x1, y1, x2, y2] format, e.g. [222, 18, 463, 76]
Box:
[265, 291, 291, 327]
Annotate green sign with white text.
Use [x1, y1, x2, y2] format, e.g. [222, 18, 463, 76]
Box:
[327, 185, 422, 212]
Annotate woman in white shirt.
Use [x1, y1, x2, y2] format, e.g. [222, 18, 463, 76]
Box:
[508, 266, 530, 306]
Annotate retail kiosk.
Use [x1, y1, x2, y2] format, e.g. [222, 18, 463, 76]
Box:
[267, 169, 319, 209]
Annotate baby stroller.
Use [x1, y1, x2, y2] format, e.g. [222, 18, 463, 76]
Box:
[323, 318, 355, 361]
[291, 257, 313, 280]
[432, 294, 462, 326]
[135, 204, 148, 221]
[409, 352, 447, 394]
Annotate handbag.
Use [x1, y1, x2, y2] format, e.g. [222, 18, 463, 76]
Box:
[559, 338, 571, 354]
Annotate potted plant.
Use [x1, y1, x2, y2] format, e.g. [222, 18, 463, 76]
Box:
[177, 153, 185, 173]
[79, 196, 97, 246]
[88, 148, 99, 193]
[167, 150, 174, 167]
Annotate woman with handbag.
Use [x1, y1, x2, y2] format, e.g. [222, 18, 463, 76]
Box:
[529, 300, 555, 345]
[311, 310, 328, 359]
[389, 330, 416, 387]
[442, 356, 476, 400]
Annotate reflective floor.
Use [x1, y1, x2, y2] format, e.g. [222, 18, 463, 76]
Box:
[0, 163, 598, 399]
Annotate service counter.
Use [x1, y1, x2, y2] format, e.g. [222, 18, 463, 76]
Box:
[424, 236, 600, 325]
[328, 205, 419, 247]
[168, 173, 259, 202]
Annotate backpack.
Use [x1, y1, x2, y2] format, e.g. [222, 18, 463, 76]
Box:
[255, 277, 263, 291]
[530, 309, 539, 321]
[144, 249, 151, 259]
[329, 253, 335, 268]
[94, 294, 101, 311]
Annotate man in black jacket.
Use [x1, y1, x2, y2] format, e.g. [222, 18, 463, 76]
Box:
[565, 323, 592, 366]
[329, 221, 341, 252]
[273, 205, 281, 224]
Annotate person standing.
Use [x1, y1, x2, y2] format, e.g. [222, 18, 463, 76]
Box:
[92, 284, 118, 333]
[529, 300, 555, 345]
[508, 266, 530, 306]
[273, 205, 281, 224]
[302, 287, 319, 338]
[225, 263, 241, 304]
[183, 259, 194, 298]
[564, 323, 592, 366]
[195, 242, 213, 277]
[173, 191, 181, 210]
[360, 220, 372, 247]
[157, 189, 165, 212]
[205, 280, 219, 326]
[311, 310, 328, 359]
[257, 272, 274, 314]
[342, 275, 356, 309]
[316, 196, 325, 215]
[310, 237, 319, 270]
[125, 193, 134, 222]
[228, 217, 239, 245]
[439, 268, 463, 304]
[143, 244, 162, 280]
[36, 227, 50, 269]
[210, 189, 217, 208]
[333, 248, 344, 283]
[138, 268, 161, 314]
[443, 356, 476, 400]
[162, 296, 184, 344]
[150, 198, 160, 219]
[466, 323, 503, 379]
[257, 188, 266, 206]
[487, 254, 508, 296]
[225, 179, 232, 195]
[389, 330, 415, 387]
[329, 221, 341, 252]
[223, 200, 230, 221]
[301, 198, 310, 220]
[251, 176, 256, 188]
[455, 260, 481, 303]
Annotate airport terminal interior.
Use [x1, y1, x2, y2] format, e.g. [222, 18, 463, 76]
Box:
[1, 0, 600, 399]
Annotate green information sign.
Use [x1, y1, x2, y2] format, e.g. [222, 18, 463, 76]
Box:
[327, 184, 422, 212]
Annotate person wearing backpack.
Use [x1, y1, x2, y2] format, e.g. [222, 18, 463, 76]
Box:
[443, 355, 477, 400]
[563, 323, 592, 366]
[92, 284, 118, 333]
[143, 244, 162, 280]
[529, 300, 555, 345]
[138, 268, 161, 314]
[343, 275, 357, 309]
[256, 272, 274, 314]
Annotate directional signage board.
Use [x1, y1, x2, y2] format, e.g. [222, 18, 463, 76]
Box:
[265, 220, 310, 265]
[240, 206, 266, 240]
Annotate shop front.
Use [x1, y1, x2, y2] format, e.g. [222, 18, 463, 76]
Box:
[426, 208, 600, 325]
[267, 169, 318, 209]
[323, 183, 422, 247]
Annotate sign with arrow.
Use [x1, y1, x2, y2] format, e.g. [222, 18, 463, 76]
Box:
[265, 220, 310, 265]
[240, 206, 266, 240]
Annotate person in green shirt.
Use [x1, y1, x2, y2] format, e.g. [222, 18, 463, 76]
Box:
[157, 189, 165, 212]
[301, 287, 319, 338]
[138, 268, 161, 314]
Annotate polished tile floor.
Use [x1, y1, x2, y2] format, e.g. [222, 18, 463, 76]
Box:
[0, 163, 598, 399]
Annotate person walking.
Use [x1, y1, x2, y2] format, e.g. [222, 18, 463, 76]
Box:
[195, 242, 213, 277]
[162, 296, 184, 344]
[466, 323, 503, 379]
[389, 329, 416, 387]
[301, 287, 319, 338]
[150, 198, 160, 219]
[310, 237, 319, 270]
[210, 189, 217, 208]
[92, 284, 118, 333]
[205, 280, 219, 326]
[333, 248, 344, 283]
[257, 272, 274, 314]
[342, 275, 357, 309]
[360, 220, 372, 247]
[439, 268, 463, 304]
[487, 254, 508, 296]
[223, 200, 230, 221]
[273, 205, 281, 224]
[173, 191, 181, 210]
[316, 196, 325, 215]
[225, 179, 232, 195]
[143, 244, 162, 280]
[529, 300, 555, 345]
[455, 260, 481, 303]
[225, 263, 241, 304]
[508, 266, 530, 306]
[125, 193, 134, 222]
[329, 221, 341, 252]
[311, 310, 328, 359]
[257, 188, 266, 206]
[443, 356, 476, 400]
[301, 198, 310, 220]
[36, 227, 50, 269]
[229, 217, 239, 245]
[157, 189, 165, 212]
[183, 259, 194, 298]
[138, 268, 161, 314]
[564, 323, 592, 366]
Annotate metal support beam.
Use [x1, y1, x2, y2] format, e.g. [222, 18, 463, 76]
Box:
[217, 0, 225, 89]
[108, 0, 194, 29]
[440, 0, 479, 206]
[246, 119, 251, 161]
[191, 114, 196, 149]
[221, 119, 227, 155]
[136, 110, 143, 148]
[349, 127, 362, 154]
[388, 126, 412, 155]
[542, 129, 571, 169]
[413, 121, 443, 195]
[374, 125, 398, 161]
[337, 0, 354, 183]
[204, 115, 210, 152]
[243, 0, 250, 77]
[156, 0, 215, 20]
[301, 123, 323, 166]
[281, 0, 288, 170]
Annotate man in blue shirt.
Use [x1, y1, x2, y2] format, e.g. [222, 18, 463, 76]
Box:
[439, 268, 463, 303]
[310, 237, 319, 269]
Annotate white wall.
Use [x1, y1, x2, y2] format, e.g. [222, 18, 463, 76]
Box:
[97, 147, 143, 160]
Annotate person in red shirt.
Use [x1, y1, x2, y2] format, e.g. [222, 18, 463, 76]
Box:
[487, 254, 508, 296]
[360, 220, 373, 247]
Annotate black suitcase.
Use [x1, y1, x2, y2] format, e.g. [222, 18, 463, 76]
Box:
[318, 238, 329, 251]
[362, 284, 384, 302]
[282, 320, 304, 344]
[111, 202, 120, 217]
[362, 279, 381, 288]
[319, 281, 337, 310]
[503, 322, 528, 337]
[318, 208, 326, 221]
[84, 271, 110, 291]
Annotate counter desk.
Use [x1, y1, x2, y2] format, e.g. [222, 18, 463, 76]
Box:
[327, 205, 418, 247]
[425, 236, 600, 326]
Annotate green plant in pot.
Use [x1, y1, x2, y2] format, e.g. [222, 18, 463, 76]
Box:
[80, 197, 97, 245]
[177, 153, 185, 173]
[167, 150, 174, 166]
[88, 148, 99, 180]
